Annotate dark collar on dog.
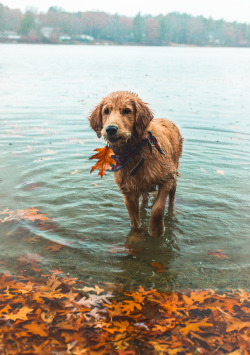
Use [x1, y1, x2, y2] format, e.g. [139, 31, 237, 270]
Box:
[111, 131, 165, 176]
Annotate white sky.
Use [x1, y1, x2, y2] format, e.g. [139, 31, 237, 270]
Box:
[1, 0, 250, 23]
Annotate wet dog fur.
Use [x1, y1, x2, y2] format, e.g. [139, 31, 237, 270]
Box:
[89, 91, 183, 237]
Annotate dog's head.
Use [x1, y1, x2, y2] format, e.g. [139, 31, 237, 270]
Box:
[89, 91, 153, 145]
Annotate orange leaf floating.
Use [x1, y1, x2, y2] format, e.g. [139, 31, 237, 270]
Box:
[17, 208, 49, 222]
[0, 207, 49, 223]
[90, 146, 116, 178]
[208, 250, 229, 259]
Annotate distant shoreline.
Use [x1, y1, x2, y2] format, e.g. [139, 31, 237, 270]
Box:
[1, 6, 249, 48]
[1, 41, 250, 48]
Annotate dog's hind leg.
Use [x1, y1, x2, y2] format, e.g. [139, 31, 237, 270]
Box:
[141, 193, 149, 206]
[149, 181, 172, 237]
[168, 179, 177, 216]
[168, 179, 177, 204]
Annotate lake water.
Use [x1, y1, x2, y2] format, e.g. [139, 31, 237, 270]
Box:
[0, 44, 249, 291]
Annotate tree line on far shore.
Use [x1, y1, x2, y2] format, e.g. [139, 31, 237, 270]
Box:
[1, 4, 250, 46]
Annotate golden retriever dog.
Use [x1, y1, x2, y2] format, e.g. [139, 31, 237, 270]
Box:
[89, 91, 183, 237]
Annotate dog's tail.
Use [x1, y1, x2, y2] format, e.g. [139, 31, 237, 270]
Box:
[179, 134, 184, 157]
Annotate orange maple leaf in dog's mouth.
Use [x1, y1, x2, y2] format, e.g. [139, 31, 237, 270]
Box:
[90, 146, 116, 178]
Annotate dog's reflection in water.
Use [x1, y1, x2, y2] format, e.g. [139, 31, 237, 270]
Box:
[115, 201, 180, 291]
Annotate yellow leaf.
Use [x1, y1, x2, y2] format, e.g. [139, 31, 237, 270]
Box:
[81, 284, 106, 295]
[122, 300, 141, 315]
[227, 350, 243, 355]
[95, 285, 105, 295]
[3, 286, 15, 299]
[103, 320, 130, 334]
[81, 286, 95, 293]
[23, 322, 49, 337]
[32, 293, 44, 303]
[0, 304, 12, 315]
[129, 292, 145, 304]
[149, 341, 187, 355]
[226, 319, 250, 332]
[152, 321, 175, 333]
[7, 306, 33, 321]
[180, 319, 213, 335]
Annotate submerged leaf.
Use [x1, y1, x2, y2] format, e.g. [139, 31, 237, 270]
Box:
[208, 250, 229, 259]
[151, 261, 167, 273]
[0, 272, 249, 354]
[45, 243, 64, 252]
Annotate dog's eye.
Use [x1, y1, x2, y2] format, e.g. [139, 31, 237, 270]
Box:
[122, 108, 131, 115]
[104, 108, 110, 115]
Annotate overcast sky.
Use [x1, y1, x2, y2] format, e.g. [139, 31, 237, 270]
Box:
[2, 0, 250, 23]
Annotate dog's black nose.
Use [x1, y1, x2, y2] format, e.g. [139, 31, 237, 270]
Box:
[106, 125, 118, 136]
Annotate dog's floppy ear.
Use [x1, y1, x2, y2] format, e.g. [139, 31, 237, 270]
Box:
[89, 103, 103, 138]
[134, 99, 154, 138]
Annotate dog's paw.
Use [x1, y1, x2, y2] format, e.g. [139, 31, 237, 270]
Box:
[149, 222, 165, 237]
[127, 230, 144, 244]
[130, 222, 142, 231]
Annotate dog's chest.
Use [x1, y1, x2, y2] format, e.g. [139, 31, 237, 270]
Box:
[114, 154, 161, 195]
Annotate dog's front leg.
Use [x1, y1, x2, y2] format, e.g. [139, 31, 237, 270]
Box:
[149, 182, 172, 237]
[123, 193, 141, 230]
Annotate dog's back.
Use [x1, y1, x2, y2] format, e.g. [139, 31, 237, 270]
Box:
[114, 118, 182, 196]
[148, 118, 183, 169]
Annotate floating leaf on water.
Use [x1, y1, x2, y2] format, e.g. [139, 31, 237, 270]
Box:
[208, 250, 229, 259]
[0, 208, 50, 223]
[33, 157, 53, 162]
[70, 169, 80, 175]
[216, 170, 225, 175]
[200, 167, 207, 173]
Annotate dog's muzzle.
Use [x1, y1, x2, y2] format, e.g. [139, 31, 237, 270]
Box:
[105, 125, 121, 142]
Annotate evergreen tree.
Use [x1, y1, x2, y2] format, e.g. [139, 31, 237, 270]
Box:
[133, 12, 144, 43]
[19, 11, 35, 35]
[0, 4, 5, 31]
